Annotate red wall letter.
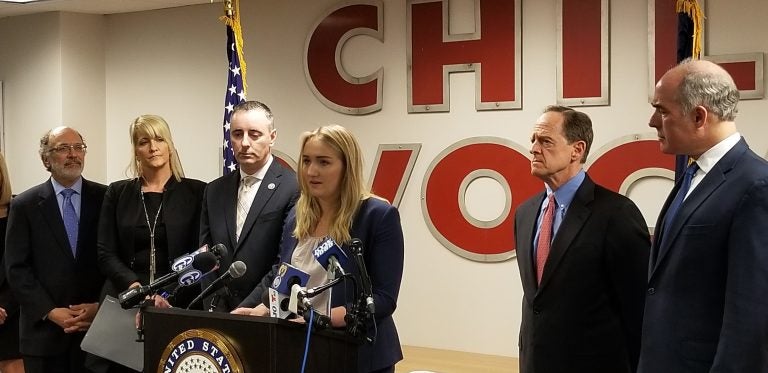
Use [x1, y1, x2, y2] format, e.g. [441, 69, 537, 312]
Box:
[422, 139, 538, 261]
[305, 1, 383, 114]
[408, 0, 521, 112]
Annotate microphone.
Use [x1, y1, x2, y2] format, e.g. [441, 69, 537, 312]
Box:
[169, 243, 227, 273]
[268, 262, 310, 319]
[349, 239, 375, 314]
[186, 261, 246, 310]
[118, 251, 218, 309]
[208, 243, 228, 259]
[313, 237, 348, 279]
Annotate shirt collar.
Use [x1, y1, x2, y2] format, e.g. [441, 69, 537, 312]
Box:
[545, 169, 585, 208]
[50, 177, 83, 196]
[239, 154, 273, 181]
[694, 132, 741, 174]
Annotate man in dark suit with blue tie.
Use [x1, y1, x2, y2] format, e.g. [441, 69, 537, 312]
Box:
[200, 101, 299, 311]
[639, 59, 768, 372]
[515, 106, 650, 373]
[4, 127, 106, 373]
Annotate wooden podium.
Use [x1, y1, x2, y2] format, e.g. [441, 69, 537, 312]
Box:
[142, 307, 358, 373]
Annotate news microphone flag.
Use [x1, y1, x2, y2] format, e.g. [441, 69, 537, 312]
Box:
[220, 0, 248, 175]
[313, 237, 348, 269]
[269, 262, 310, 319]
[271, 262, 310, 295]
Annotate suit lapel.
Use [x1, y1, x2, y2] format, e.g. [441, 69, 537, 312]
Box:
[77, 180, 98, 260]
[223, 172, 240, 251]
[517, 193, 543, 297]
[38, 181, 75, 260]
[650, 140, 745, 278]
[537, 177, 593, 292]
[649, 181, 677, 273]
[236, 162, 284, 251]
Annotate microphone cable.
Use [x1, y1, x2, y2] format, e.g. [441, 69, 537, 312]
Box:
[300, 308, 315, 373]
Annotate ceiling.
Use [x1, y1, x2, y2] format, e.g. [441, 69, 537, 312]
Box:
[0, 0, 221, 19]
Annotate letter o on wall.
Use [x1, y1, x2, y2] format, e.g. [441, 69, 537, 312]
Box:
[422, 137, 539, 262]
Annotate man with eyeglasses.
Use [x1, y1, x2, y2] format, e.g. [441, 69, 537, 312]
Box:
[4, 126, 106, 373]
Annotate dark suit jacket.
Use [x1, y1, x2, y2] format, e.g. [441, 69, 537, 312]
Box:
[242, 197, 404, 372]
[639, 139, 768, 372]
[0, 217, 19, 318]
[515, 175, 649, 373]
[200, 160, 298, 311]
[4, 178, 106, 356]
[97, 177, 206, 301]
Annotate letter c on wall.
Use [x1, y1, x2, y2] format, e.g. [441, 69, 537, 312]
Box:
[304, 1, 384, 115]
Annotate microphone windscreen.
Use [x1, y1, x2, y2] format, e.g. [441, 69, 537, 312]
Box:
[210, 243, 229, 259]
[193, 251, 219, 273]
[229, 261, 247, 278]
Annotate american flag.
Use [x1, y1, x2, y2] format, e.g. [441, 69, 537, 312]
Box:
[674, 0, 703, 179]
[222, 23, 246, 175]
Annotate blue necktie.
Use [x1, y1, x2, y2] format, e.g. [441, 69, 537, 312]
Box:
[661, 162, 700, 244]
[61, 188, 78, 256]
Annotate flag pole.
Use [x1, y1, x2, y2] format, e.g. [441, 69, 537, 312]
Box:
[220, 0, 248, 175]
[221, 0, 247, 93]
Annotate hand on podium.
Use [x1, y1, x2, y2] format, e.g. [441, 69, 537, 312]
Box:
[231, 303, 268, 316]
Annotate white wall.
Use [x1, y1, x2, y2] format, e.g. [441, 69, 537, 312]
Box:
[0, 12, 63, 189]
[0, 12, 107, 186]
[1, 0, 767, 358]
[61, 12, 107, 182]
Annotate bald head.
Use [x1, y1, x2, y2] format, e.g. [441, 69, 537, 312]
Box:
[650, 59, 740, 157]
[662, 59, 740, 122]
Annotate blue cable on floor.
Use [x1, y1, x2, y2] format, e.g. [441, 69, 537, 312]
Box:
[300, 309, 315, 373]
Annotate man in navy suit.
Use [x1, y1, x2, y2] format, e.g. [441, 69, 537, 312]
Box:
[515, 106, 650, 373]
[5, 127, 106, 373]
[639, 59, 768, 372]
[200, 101, 299, 311]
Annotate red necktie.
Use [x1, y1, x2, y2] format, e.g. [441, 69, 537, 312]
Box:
[536, 194, 556, 284]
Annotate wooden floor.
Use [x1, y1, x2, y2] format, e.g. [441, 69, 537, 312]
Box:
[395, 345, 518, 373]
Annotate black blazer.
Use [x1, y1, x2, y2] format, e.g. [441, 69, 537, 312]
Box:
[4, 178, 106, 356]
[200, 160, 298, 310]
[639, 139, 768, 372]
[97, 177, 206, 296]
[515, 175, 649, 373]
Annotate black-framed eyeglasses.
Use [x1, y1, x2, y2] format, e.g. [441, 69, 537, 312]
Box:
[50, 144, 87, 154]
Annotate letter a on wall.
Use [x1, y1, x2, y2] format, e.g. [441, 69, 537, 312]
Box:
[407, 0, 521, 112]
[305, 1, 384, 115]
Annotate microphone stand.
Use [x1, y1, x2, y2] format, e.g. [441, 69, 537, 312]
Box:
[345, 239, 376, 343]
[135, 298, 155, 342]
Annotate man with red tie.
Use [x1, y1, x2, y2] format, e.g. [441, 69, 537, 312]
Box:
[514, 106, 650, 373]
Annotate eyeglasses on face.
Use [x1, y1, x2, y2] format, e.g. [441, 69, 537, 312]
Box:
[49, 143, 87, 154]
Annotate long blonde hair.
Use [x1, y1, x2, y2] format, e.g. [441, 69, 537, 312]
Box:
[127, 115, 185, 181]
[0, 153, 12, 208]
[294, 125, 375, 243]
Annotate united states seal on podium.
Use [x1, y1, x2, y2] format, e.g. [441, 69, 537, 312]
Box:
[157, 328, 244, 373]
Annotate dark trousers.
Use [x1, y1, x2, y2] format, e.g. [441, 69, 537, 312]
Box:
[22, 339, 89, 373]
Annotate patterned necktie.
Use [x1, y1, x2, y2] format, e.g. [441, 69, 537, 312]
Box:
[660, 162, 700, 246]
[236, 176, 257, 241]
[61, 188, 78, 256]
[536, 193, 556, 285]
